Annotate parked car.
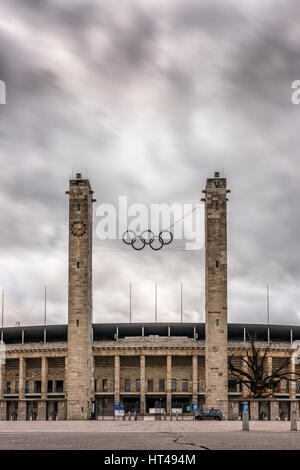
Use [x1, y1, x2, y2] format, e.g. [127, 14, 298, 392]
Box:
[195, 408, 223, 421]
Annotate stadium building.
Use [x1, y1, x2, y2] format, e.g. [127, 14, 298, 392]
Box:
[0, 173, 299, 421]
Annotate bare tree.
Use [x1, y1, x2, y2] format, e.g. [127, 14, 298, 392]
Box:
[228, 333, 299, 398]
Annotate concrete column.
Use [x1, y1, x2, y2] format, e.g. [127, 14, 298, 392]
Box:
[18, 401, 27, 421]
[19, 357, 26, 399]
[64, 356, 68, 399]
[250, 401, 259, 420]
[267, 356, 272, 396]
[0, 401, 6, 420]
[114, 355, 120, 404]
[167, 355, 172, 413]
[242, 356, 248, 396]
[41, 356, 48, 400]
[140, 355, 145, 414]
[192, 355, 198, 406]
[58, 401, 67, 420]
[290, 359, 296, 400]
[37, 400, 47, 421]
[0, 362, 5, 399]
[204, 175, 229, 419]
[91, 356, 95, 397]
[270, 401, 279, 421]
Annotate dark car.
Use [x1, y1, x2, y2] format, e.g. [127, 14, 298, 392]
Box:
[195, 408, 223, 421]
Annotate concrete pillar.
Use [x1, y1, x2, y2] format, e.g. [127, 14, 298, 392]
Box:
[203, 175, 229, 419]
[41, 356, 48, 400]
[64, 356, 68, 399]
[290, 359, 296, 400]
[270, 401, 280, 421]
[37, 401, 47, 421]
[140, 355, 145, 414]
[0, 362, 5, 399]
[167, 355, 172, 413]
[91, 356, 95, 397]
[19, 357, 26, 399]
[250, 401, 259, 421]
[66, 178, 94, 420]
[18, 401, 27, 421]
[241, 356, 248, 396]
[0, 401, 6, 420]
[114, 355, 120, 404]
[58, 401, 66, 420]
[192, 355, 198, 406]
[266, 356, 273, 396]
[228, 401, 239, 420]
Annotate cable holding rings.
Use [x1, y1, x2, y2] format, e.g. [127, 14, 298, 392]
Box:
[122, 229, 173, 250]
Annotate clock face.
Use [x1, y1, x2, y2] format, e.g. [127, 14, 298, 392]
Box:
[71, 221, 86, 237]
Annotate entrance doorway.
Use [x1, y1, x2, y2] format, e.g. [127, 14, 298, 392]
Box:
[146, 396, 166, 413]
[259, 402, 270, 420]
[122, 397, 140, 413]
[6, 401, 17, 421]
[279, 401, 290, 420]
[171, 397, 191, 413]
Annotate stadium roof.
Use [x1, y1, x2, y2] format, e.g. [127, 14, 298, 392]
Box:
[0, 322, 300, 344]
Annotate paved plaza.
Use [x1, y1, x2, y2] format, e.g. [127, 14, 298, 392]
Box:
[0, 420, 299, 450]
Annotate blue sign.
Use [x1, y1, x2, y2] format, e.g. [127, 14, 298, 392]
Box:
[114, 402, 120, 407]
[243, 404, 249, 411]
[192, 404, 198, 411]
[186, 406, 190, 412]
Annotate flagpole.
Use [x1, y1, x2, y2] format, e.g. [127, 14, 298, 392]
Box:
[1, 290, 4, 328]
[180, 283, 183, 323]
[44, 286, 47, 326]
[267, 283, 270, 325]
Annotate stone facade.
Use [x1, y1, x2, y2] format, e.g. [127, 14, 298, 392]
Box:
[0, 174, 299, 420]
[202, 174, 230, 418]
[66, 175, 95, 420]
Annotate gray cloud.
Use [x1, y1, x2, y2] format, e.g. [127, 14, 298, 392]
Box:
[0, 0, 299, 327]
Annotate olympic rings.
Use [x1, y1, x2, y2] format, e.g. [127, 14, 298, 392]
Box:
[122, 230, 173, 250]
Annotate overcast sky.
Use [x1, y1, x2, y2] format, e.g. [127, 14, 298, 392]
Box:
[0, 0, 299, 327]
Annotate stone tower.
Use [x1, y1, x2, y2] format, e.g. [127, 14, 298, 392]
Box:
[202, 172, 230, 418]
[66, 174, 96, 420]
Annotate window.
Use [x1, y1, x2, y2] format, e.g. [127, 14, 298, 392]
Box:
[159, 379, 165, 392]
[77, 262, 80, 269]
[48, 381, 53, 393]
[34, 381, 41, 393]
[55, 380, 64, 393]
[77, 204, 81, 211]
[76, 319, 79, 327]
[197, 379, 200, 392]
[296, 382, 300, 393]
[125, 379, 130, 392]
[6, 382, 11, 394]
[182, 379, 188, 392]
[15, 381, 19, 394]
[25, 381, 29, 393]
[148, 379, 153, 392]
[171, 379, 176, 392]
[136, 379, 141, 392]
[102, 379, 108, 392]
[216, 260, 219, 268]
[94, 379, 97, 392]
[216, 319, 219, 326]
[216, 202, 219, 210]
[228, 380, 237, 392]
